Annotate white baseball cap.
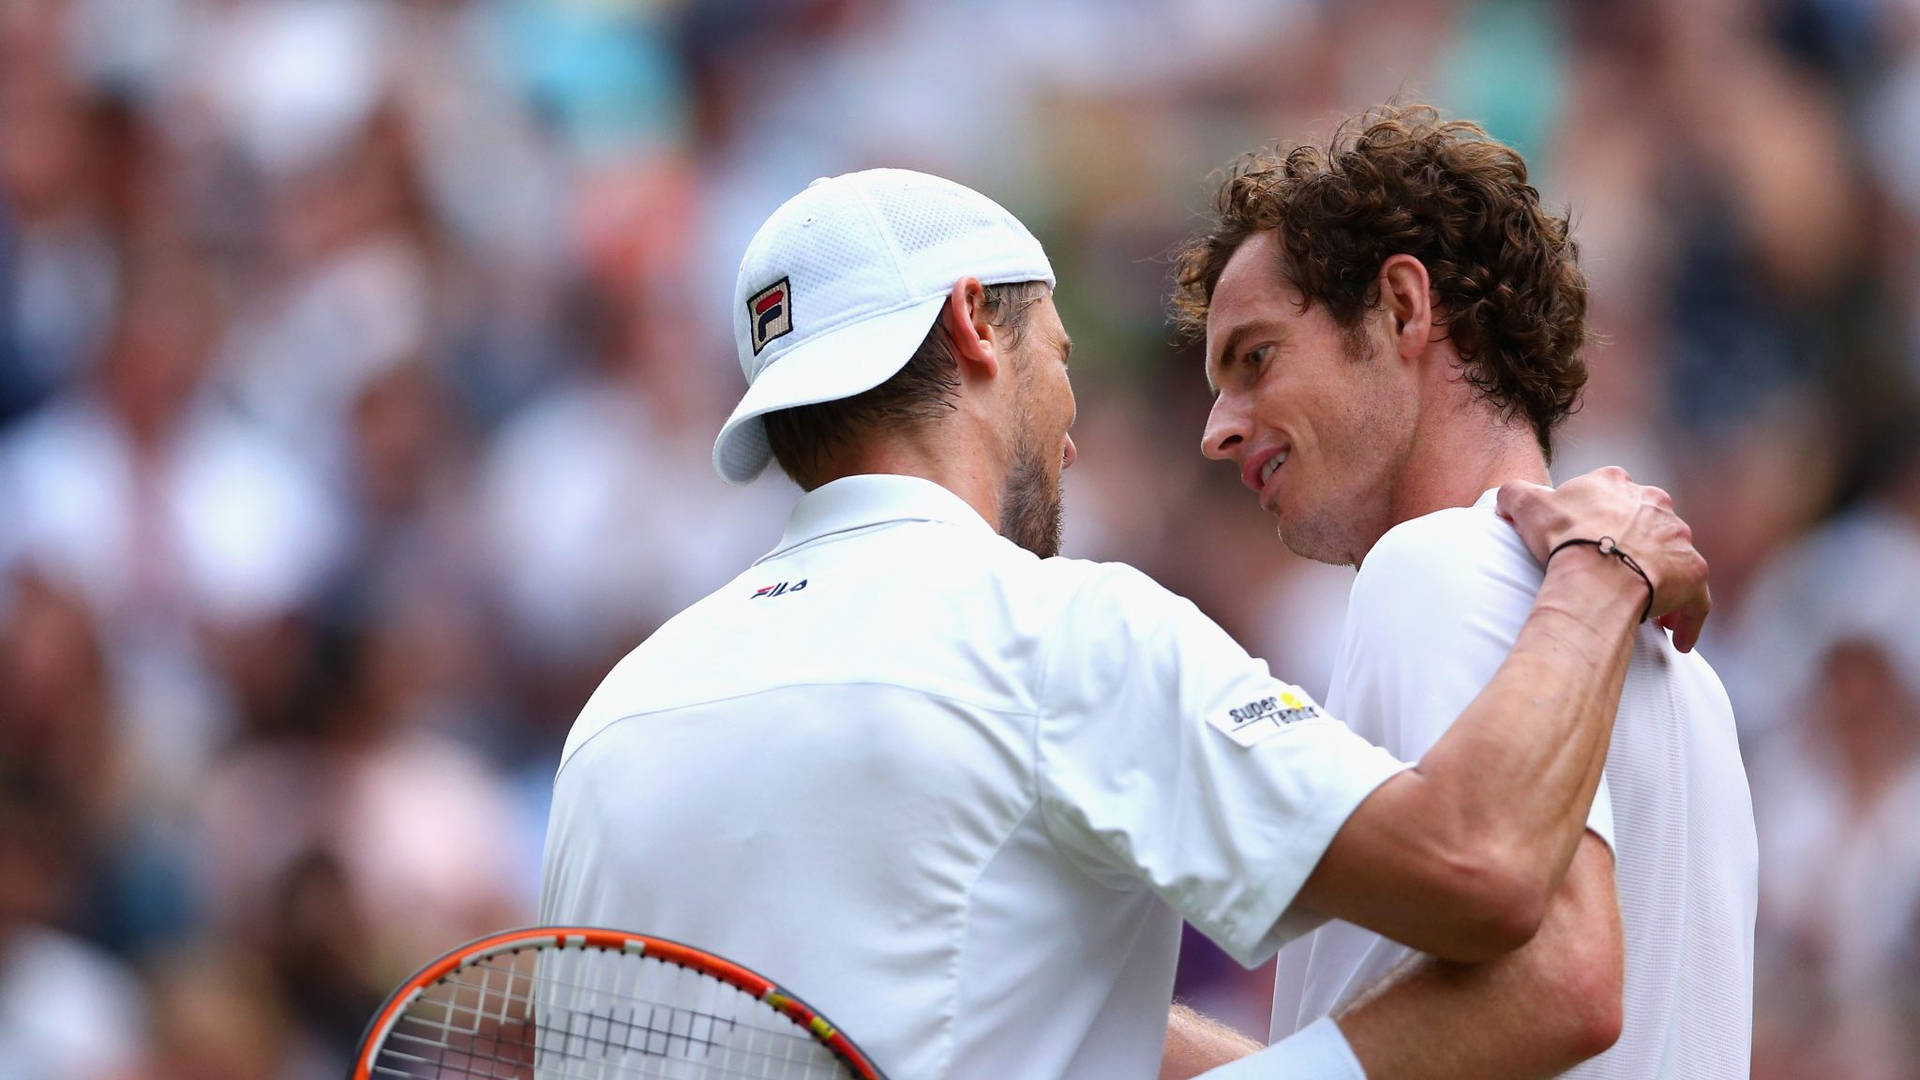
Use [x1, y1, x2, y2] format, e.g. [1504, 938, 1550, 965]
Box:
[713, 168, 1056, 484]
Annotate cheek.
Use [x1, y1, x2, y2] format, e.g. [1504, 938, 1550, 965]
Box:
[1048, 374, 1076, 435]
[1253, 377, 1327, 456]
[1319, 386, 1414, 496]
[1290, 387, 1386, 482]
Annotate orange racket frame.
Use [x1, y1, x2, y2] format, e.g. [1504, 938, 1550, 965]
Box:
[351, 925, 886, 1080]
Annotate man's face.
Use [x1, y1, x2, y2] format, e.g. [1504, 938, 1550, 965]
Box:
[1000, 293, 1077, 559]
[1200, 231, 1417, 566]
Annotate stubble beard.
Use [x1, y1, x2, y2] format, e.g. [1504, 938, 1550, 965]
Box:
[1275, 500, 1360, 567]
[1001, 436, 1064, 559]
[1274, 432, 1410, 568]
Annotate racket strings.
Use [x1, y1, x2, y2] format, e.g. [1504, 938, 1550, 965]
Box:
[465, 953, 823, 1058]
[377, 1015, 827, 1080]
[384, 996, 816, 1079]
[370, 945, 851, 1080]
[384, 997, 800, 1073]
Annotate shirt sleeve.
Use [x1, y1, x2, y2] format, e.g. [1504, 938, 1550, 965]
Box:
[1033, 562, 1410, 969]
[1338, 509, 1614, 851]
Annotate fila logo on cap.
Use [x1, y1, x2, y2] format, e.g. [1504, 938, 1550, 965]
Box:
[748, 277, 794, 355]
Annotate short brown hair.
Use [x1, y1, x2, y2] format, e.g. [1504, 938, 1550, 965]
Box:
[764, 280, 1049, 489]
[1172, 104, 1589, 457]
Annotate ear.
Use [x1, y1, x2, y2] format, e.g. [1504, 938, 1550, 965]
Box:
[1377, 254, 1433, 364]
[941, 277, 1000, 382]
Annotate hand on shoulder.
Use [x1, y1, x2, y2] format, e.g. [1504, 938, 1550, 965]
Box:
[1496, 466, 1711, 651]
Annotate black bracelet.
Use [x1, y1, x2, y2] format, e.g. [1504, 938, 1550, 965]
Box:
[1546, 535, 1655, 623]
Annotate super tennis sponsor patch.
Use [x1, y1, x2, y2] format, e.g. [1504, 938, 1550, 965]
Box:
[1207, 685, 1328, 747]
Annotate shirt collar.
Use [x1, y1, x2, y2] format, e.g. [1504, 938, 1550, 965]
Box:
[761, 473, 996, 561]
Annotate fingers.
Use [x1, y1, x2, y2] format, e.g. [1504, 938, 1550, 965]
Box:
[1674, 611, 1704, 653]
[1494, 478, 1552, 519]
[1495, 479, 1557, 561]
[1686, 581, 1713, 651]
[1659, 608, 1703, 652]
[1657, 580, 1711, 652]
[1652, 544, 1711, 650]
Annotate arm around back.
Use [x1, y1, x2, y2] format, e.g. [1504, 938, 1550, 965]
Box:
[1188, 838, 1622, 1079]
[1335, 832, 1624, 1078]
[1291, 547, 1636, 961]
[1290, 470, 1706, 961]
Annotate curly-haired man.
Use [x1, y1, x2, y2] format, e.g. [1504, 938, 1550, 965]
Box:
[1169, 106, 1757, 1078]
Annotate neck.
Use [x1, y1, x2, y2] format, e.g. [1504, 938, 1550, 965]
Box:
[1357, 406, 1549, 565]
[814, 425, 1005, 532]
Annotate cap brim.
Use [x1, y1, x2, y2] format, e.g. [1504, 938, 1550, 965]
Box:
[713, 294, 948, 484]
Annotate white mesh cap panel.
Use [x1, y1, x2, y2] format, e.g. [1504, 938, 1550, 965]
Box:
[861, 171, 1054, 295]
[733, 178, 904, 382]
[715, 169, 1056, 484]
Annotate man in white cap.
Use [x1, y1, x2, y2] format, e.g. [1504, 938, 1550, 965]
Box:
[538, 168, 1711, 1078]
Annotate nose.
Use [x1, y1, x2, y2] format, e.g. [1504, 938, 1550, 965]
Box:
[1202, 393, 1247, 462]
[1062, 433, 1078, 470]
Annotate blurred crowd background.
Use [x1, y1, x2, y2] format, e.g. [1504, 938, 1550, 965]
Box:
[2, 0, 1918, 1076]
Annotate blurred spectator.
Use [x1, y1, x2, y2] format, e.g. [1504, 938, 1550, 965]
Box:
[0, 12, 122, 424]
[0, 252, 344, 801]
[475, 275, 786, 713]
[196, 612, 529, 991]
[0, 770, 152, 1080]
[1749, 637, 1920, 1079]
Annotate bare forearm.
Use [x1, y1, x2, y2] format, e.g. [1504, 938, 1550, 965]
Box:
[1414, 553, 1639, 919]
[1338, 836, 1624, 1079]
[1161, 1003, 1262, 1080]
[1304, 552, 1639, 958]
[1339, 961, 1578, 1079]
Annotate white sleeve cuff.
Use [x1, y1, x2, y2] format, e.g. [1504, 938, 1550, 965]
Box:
[1196, 1017, 1366, 1079]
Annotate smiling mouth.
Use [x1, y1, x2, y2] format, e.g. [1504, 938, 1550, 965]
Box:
[1259, 450, 1289, 487]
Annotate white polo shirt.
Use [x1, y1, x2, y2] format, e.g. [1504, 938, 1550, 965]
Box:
[1269, 491, 1758, 1078]
[540, 474, 1407, 1079]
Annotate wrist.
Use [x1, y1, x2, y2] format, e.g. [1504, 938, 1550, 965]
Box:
[1536, 546, 1646, 635]
[1547, 536, 1655, 622]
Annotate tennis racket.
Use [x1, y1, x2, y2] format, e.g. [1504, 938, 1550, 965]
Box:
[351, 926, 886, 1080]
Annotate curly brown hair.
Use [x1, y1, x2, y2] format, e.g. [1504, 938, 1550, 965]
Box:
[1172, 104, 1589, 457]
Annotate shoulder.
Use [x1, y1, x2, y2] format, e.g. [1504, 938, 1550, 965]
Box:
[1351, 499, 1542, 620]
[1336, 499, 1545, 672]
[1029, 556, 1249, 695]
[1036, 556, 1213, 638]
[1361, 499, 1538, 590]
